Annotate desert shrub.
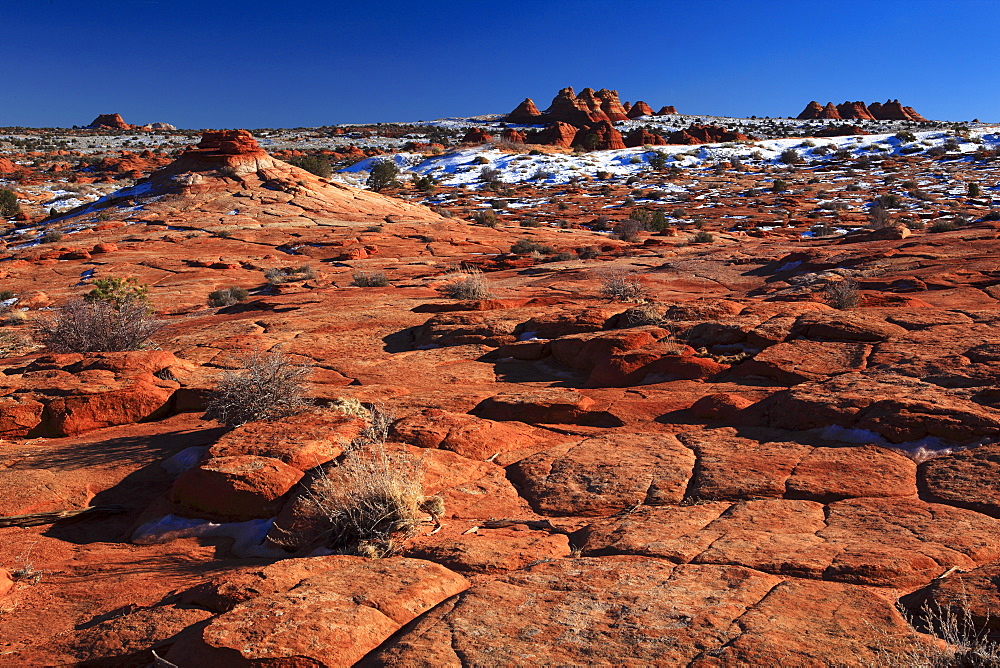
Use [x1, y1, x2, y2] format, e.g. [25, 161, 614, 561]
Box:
[0, 189, 20, 217]
[274, 441, 441, 557]
[812, 145, 831, 156]
[205, 349, 312, 426]
[577, 246, 600, 259]
[287, 155, 332, 179]
[824, 279, 860, 309]
[519, 216, 541, 227]
[439, 267, 492, 300]
[479, 167, 501, 188]
[929, 219, 958, 233]
[618, 304, 665, 327]
[489, 199, 508, 210]
[779, 148, 803, 165]
[208, 286, 250, 307]
[86, 276, 150, 308]
[867, 600, 1000, 668]
[0, 329, 33, 357]
[772, 179, 788, 192]
[968, 182, 982, 197]
[366, 160, 399, 191]
[470, 209, 498, 227]
[614, 218, 647, 242]
[351, 271, 389, 287]
[551, 251, 576, 262]
[599, 268, 648, 302]
[40, 229, 63, 243]
[894, 131, 917, 143]
[927, 146, 947, 158]
[876, 193, 903, 208]
[981, 209, 1000, 221]
[648, 151, 669, 170]
[589, 216, 613, 231]
[35, 299, 163, 352]
[690, 230, 715, 244]
[869, 204, 893, 229]
[510, 238, 546, 255]
[264, 265, 317, 284]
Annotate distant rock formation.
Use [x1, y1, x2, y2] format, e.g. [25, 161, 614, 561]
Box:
[88, 113, 132, 130]
[623, 128, 667, 148]
[505, 87, 679, 127]
[461, 128, 493, 144]
[144, 122, 177, 131]
[667, 124, 750, 145]
[797, 100, 928, 122]
[657, 105, 678, 115]
[0, 157, 17, 174]
[500, 128, 528, 144]
[627, 101, 655, 119]
[528, 121, 578, 148]
[572, 121, 626, 150]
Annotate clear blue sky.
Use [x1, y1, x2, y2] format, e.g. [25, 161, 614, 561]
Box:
[4, 0, 995, 128]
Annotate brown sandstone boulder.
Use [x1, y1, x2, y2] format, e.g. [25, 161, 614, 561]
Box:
[471, 388, 596, 424]
[920, 443, 1000, 516]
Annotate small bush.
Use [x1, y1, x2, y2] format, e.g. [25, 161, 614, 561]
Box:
[287, 155, 332, 179]
[929, 219, 958, 233]
[779, 148, 803, 165]
[274, 441, 438, 557]
[0, 189, 20, 217]
[614, 218, 647, 242]
[510, 238, 546, 255]
[265, 265, 317, 284]
[366, 160, 399, 191]
[824, 280, 860, 309]
[618, 305, 665, 327]
[895, 131, 917, 143]
[869, 204, 893, 229]
[876, 193, 903, 209]
[205, 349, 313, 426]
[690, 230, 715, 244]
[351, 271, 389, 287]
[439, 267, 493, 300]
[40, 229, 64, 243]
[208, 286, 250, 307]
[968, 182, 982, 198]
[599, 268, 648, 302]
[35, 299, 163, 352]
[86, 276, 150, 308]
[981, 209, 1000, 222]
[772, 179, 788, 192]
[471, 209, 499, 227]
[577, 246, 600, 260]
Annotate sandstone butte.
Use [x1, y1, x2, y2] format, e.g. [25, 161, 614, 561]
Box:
[797, 99, 930, 122]
[2, 126, 1000, 666]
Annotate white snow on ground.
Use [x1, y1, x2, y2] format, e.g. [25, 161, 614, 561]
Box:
[337, 128, 1000, 191]
[816, 425, 980, 463]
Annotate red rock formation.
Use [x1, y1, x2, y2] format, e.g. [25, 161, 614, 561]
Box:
[572, 121, 626, 150]
[667, 124, 749, 145]
[820, 102, 842, 119]
[527, 122, 578, 148]
[869, 99, 927, 122]
[657, 105, 678, 115]
[836, 102, 876, 121]
[0, 157, 17, 173]
[624, 128, 667, 148]
[596, 89, 629, 122]
[622, 101, 632, 112]
[461, 128, 493, 144]
[506, 98, 542, 124]
[87, 113, 132, 130]
[797, 101, 825, 120]
[500, 128, 527, 144]
[541, 87, 607, 127]
[627, 101, 655, 119]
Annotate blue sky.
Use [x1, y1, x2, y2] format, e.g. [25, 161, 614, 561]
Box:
[4, 0, 994, 128]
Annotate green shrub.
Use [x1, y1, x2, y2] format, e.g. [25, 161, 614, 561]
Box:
[929, 219, 958, 233]
[779, 148, 803, 165]
[690, 230, 715, 244]
[86, 276, 150, 310]
[40, 229, 63, 243]
[772, 179, 788, 192]
[366, 160, 399, 191]
[471, 209, 499, 227]
[0, 189, 20, 217]
[288, 154, 332, 179]
[968, 182, 982, 197]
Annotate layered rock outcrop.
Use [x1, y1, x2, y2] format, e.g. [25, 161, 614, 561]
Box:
[87, 113, 132, 130]
[798, 99, 928, 121]
[667, 124, 750, 145]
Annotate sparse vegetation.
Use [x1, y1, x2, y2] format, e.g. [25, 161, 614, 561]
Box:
[208, 286, 250, 307]
[439, 267, 493, 300]
[205, 348, 313, 426]
[599, 268, 648, 302]
[40, 229, 63, 243]
[929, 219, 958, 233]
[351, 271, 389, 287]
[779, 148, 803, 165]
[287, 154, 332, 179]
[0, 189, 20, 217]
[690, 230, 715, 244]
[265, 265, 317, 284]
[824, 279, 860, 309]
[35, 299, 163, 353]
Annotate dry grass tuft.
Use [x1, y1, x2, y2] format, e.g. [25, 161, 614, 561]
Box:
[599, 268, 649, 303]
[205, 349, 313, 426]
[439, 267, 493, 300]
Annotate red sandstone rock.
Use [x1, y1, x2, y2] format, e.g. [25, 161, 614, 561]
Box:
[667, 124, 750, 145]
[461, 127, 493, 144]
[528, 121, 578, 148]
[510, 433, 695, 515]
[506, 97, 542, 124]
[920, 443, 1000, 516]
[869, 99, 927, 121]
[572, 121, 626, 151]
[797, 101, 825, 119]
[407, 531, 570, 573]
[390, 408, 540, 461]
[596, 88, 629, 121]
[87, 113, 132, 130]
[656, 105, 678, 115]
[624, 127, 667, 147]
[170, 455, 304, 521]
[626, 101, 655, 118]
[921, 561, 1000, 633]
[70, 605, 213, 665]
[813, 124, 869, 137]
[500, 128, 527, 144]
[472, 388, 597, 424]
[0, 157, 17, 174]
[836, 101, 876, 121]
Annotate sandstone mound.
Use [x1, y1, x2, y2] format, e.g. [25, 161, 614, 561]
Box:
[797, 99, 928, 121]
[55, 130, 446, 228]
[88, 113, 132, 130]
